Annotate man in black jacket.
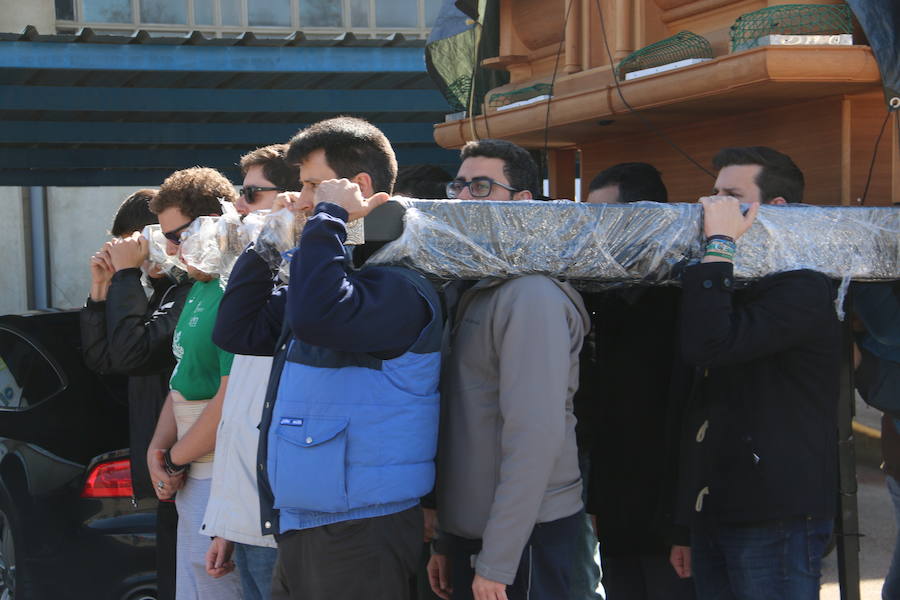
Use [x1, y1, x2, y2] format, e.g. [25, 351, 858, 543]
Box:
[81, 189, 192, 600]
[670, 147, 839, 600]
[581, 163, 694, 600]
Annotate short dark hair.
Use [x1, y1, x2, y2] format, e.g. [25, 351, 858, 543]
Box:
[286, 117, 397, 194]
[712, 146, 804, 204]
[150, 167, 235, 218]
[240, 144, 301, 191]
[459, 139, 540, 196]
[111, 189, 158, 236]
[394, 164, 452, 199]
[588, 162, 668, 203]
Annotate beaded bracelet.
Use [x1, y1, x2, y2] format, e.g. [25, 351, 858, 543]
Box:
[705, 237, 736, 261]
[706, 234, 735, 244]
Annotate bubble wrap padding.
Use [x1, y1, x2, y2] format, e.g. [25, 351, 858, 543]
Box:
[365, 200, 900, 282]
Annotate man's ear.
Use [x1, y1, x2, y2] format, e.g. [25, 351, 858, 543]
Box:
[513, 190, 533, 200]
[351, 172, 375, 198]
[767, 197, 787, 206]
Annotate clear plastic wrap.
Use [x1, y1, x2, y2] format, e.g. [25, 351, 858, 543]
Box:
[215, 203, 249, 288]
[366, 200, 900, 283]
[178, 216, 223, 276]
[254, 209, 306, 277]
[141, 224, 186, 274]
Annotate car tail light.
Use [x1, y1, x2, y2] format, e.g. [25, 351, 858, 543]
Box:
[81, 458, 134, 498]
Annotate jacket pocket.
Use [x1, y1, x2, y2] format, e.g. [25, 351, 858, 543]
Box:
[271, 415, 350, 513]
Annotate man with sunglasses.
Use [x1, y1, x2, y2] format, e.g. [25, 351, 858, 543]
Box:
[146, 167, 243, 600]
[428, 139, 590, 600]
[235, 145, 294, 215]
[202, 145, 300, 600]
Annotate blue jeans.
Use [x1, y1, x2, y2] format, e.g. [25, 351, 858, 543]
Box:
[690, 517, 832, 600]
[883, 475, 900, 600]
[233, 543, 278, 600]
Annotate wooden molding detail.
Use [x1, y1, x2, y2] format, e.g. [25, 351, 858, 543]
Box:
[481, 55, 530, 70]
[434, 46, 880, 149]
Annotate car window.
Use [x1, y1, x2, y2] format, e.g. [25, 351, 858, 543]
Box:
[0, 329, 64, 410]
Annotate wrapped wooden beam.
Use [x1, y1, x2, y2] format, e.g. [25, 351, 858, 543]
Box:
[143, 199, 900, 284]
[365, 200, 900, 282]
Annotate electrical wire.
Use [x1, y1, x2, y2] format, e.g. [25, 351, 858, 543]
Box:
[593, 0, 716, 178]
[858, 109, 892, 205]
[466, 20, 482, 142]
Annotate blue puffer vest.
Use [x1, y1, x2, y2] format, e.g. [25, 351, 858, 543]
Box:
[262, 268, 442, 533]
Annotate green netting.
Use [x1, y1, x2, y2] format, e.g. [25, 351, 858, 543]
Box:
[446, 76, 473, 112]
[730, 3, 853, 52]
[488, 83, 553, 108]
[616, 31, 713, 81]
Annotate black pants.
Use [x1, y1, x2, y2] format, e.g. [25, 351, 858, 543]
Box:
[271, 505, 422, 600]
[446, 512, 581, 600]
[156, 499, 178, 600]
[602, 554, 696, 600]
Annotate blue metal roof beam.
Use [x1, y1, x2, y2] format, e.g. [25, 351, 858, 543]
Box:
[0, 147, 459, 169]
[0, 85, 449, 112]
[0, 120, 439, 145]
[0, 41, 429, 73]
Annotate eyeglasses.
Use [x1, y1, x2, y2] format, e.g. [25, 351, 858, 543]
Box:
[239, 185, 285, 204]
[446, 177, 519, 199]
[162, 220, 194, 245]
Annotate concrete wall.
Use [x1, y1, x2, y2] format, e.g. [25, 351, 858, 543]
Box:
[0, 188, 28, 314]
[47, 186, 141, 309]
[0, 0, 54, 33]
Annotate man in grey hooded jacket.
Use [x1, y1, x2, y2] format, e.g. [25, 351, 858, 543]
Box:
[428, 139, 590, 600]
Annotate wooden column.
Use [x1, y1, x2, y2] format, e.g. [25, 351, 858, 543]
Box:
[581, 0, 592, 70]
[548, 149, 578, 201]
[614, 0, 635, 61]
[841, 97, 852, 205]
[564, 0, 582, 74]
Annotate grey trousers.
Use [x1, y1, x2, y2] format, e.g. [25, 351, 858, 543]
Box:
[175, 476, 243, 600]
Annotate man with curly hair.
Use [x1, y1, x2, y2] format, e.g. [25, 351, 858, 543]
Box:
[145, 167, 243, 600]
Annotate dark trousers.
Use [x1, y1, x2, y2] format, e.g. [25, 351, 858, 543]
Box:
[156, 499, 178, 600]
[602, 554, 696, 600]
[271, 505, 422, 600]
[446, 512, 581, 600]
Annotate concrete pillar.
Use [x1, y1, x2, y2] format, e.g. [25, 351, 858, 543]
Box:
[0, 188, 29, 314]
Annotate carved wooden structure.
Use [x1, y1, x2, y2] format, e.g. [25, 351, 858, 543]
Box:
[433, 0, 898, 205]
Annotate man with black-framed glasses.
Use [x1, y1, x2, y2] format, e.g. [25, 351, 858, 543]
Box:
[428, 139, 589, 600]
[445, 140, 535, 201]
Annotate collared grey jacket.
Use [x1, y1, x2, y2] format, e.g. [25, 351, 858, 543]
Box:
[435, 274, 590, 585]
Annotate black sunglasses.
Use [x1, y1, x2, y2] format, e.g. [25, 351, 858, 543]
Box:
[239, 185, 285, 204]
[446, 177, 519, 199]
[162, 220, 194, 245]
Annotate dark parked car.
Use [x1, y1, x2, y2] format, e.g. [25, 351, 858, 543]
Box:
[0, 310, 157, 600]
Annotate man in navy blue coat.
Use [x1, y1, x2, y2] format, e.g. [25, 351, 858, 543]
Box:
[213, 117, 441, 600]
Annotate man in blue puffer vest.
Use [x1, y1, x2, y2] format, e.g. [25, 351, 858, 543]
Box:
[212, 117, 442, 600]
